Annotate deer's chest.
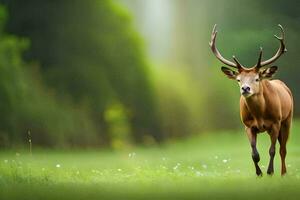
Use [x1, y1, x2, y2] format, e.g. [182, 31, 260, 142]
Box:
[243, 117, 273, 133]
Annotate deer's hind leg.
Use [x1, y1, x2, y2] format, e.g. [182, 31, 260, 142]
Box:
[278, 118, 291, 176]
[267, 123, 280, 175]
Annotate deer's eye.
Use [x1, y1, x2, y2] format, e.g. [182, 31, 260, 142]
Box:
[255, 78, 259, 82]
[237, 79, 241, 82]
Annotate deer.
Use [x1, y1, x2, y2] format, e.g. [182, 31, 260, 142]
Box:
[209, 24, 293, 176]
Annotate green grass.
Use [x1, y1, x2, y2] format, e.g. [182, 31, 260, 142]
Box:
[0, 122, 300, 200]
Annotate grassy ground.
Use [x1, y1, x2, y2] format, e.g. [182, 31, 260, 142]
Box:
[0, 122, 300, 200]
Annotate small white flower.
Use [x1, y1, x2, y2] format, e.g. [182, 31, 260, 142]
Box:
[56, 164, 61, 168]
[214, 155, 218, 159]
[4, 160, 8, 163]
[173, 163, 181, 170]
[129, 152, 136, 158]
[222, 159, 228, 163]
[161, 165, 167, 170]
[117, 168, 122, 172]
[287, 164, 291, 168]
[202, 164, 207, 169]
[195, 171, 203, 177]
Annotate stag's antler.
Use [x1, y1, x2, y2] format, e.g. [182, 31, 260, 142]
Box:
[209, 24, 244, 70]
[256, 24, 287, 68]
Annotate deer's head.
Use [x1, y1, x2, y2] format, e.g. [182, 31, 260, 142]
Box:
[209, 25, 286, 98]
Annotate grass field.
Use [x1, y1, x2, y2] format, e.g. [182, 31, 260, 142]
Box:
[0, 122, 300, 200]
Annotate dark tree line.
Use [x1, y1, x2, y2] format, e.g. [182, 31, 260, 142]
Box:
[0, 0, 162, 148]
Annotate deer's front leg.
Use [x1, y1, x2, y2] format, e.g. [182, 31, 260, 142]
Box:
[246, 127, 262, 176]
[267, 124, 280, 175]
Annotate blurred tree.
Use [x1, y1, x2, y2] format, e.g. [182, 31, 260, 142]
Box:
[1, 0, 163, 144]
[0, 5, 100, 148]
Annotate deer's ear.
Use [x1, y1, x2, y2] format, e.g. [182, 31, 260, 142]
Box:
[221, 66, 237, 79]
[259, 66, 278, 79]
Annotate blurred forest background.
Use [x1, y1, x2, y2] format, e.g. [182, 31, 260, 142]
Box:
[0, 0, 298, 148]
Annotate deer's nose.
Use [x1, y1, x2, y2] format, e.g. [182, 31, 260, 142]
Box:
[242, 86, 250, 93]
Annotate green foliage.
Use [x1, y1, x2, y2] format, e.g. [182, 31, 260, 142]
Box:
[0, 8, 100, 147]
[202, 62, 241, 130]
[0, 0, 162, 147]
[104, 102, 132, 149]
[153, 66, 205, 138]
[152, 62, 241, 138]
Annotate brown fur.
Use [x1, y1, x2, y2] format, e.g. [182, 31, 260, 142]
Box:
[240, 77, 293, 176]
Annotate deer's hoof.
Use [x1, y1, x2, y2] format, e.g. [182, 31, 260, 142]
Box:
[267, 170, 274, 176]
[256, 170, 263, 177]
